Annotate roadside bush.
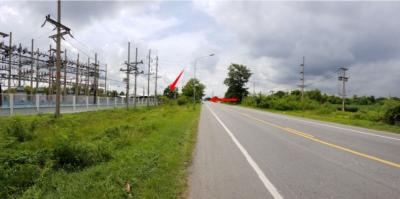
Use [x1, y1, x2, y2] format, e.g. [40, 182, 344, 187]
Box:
[383, 105, 400, 125]
[336, 106, 359, 112]
[0, 163, 40, 197]
[53, 137, 112, 171]
[158, 96, 171, 105]
[315, 104, 336, 115]
[7, 118, 34, 142]
[0, 150, 51, 197]
[241, 96, 256, 107]
[104, 127, 121, 139]
[177, 96, 188, 106]
[351, 110, 383, 122]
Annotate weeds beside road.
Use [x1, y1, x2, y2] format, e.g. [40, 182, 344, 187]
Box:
[0, 105, 200, 198]
[241, 97, 400, 134]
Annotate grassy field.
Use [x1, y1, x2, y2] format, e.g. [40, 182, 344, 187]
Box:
[0, 105, 200, 198]
[241, 104, 400, 134]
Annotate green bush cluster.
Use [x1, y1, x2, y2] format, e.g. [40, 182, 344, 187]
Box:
[384, 105, 400, 125]
[6, 118, 35, 142]
[0, 150, 50, 197]
[243, 89, 400, 126]
[53, 136, 112, 171]
[177, 96, 189, 106]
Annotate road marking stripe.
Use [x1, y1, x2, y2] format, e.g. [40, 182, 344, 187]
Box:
[206, 105, 284, 199]
[234, 106, 400, 142]
[235, 109, 400, 169]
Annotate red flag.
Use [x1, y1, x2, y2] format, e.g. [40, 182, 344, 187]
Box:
[169, 70, 184, 92]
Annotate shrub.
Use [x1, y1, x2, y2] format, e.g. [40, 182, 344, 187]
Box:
[52, 137, 111, 171]
[1, 164, 40, 197]
[104, 127, 121, 139]
[383, 105, 400, 125]
[158, 96, 171, 105]
[7, 118, 34, 142]
[316, 104, 336, 115]
[177, 96, 188, 106]
[336, 106, 359, 112]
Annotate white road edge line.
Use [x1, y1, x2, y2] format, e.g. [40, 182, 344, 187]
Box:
[232, 106, 400, 142]
[206, 105, 284, 199]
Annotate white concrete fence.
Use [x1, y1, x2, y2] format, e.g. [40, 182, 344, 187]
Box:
[0, 93, 156, 116]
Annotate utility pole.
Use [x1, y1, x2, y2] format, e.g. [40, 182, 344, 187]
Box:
[132, 47, 143, 108]
[104, 64, 107, 96]
[121, 44, 144, 109]
[86, 57, 90, 96]
[0, 32, 9, 95]
[93, 53, 98, 104]
[75, 53, 79, 96]
[338, 67, 349, 112]
[147, 49, 151, 107]
[8, 32, 12, 92]
[125, 42, 131, 109]
[133, 47, 139, 108]
[30, 39, 34, 89]
[253, 81, 256, 96]
[48, 45, 52, 95]
[42, 0, 73, 117]
[299, 56, 305, 102]
[55, 0, 62, 117]
[154, 55, 159, 106]
[18, 43, 22, 87]
[63, 49, 67, 96]
[35, 48, 39, 91]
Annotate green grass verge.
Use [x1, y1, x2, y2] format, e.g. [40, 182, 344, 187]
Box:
[240, 105, 400, 134]
[0, 105, 200, 198]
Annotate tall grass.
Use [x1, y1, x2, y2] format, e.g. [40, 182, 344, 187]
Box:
[0, 105, 200, 198]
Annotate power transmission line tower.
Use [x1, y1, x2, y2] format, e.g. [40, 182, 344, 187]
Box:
[338, 67, 349, 112]
[41, 0, 73, 118]
[299, 56, 305, 102]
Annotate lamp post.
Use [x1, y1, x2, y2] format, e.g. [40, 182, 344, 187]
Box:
[193, 53, 214, 106]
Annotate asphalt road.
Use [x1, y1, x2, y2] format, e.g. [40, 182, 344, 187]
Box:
[189, 102, 400, 199]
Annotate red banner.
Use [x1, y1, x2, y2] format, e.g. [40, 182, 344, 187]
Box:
[209, 96, 238, 103]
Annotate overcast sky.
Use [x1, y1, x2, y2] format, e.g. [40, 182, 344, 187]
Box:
[1, 0, 399, 97]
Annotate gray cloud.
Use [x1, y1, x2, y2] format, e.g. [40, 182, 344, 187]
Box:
[198, 1, 400, 96]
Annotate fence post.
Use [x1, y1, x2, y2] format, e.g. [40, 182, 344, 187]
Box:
[106, 97, 109, 108]
[9, 93, 13, 116]
[86, 96, 89, 110]
[96, 97, 99, 110]
[36, 94, 40, 113]
[73, 95, 76, 111]
[114, 97, 117, 108]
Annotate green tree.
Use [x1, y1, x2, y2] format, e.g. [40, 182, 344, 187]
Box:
[163, 87, 179, 99]
[182, 78, 205, 102]
[224, 63, 252, 102]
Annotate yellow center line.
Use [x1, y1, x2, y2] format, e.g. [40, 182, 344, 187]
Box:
[221, 106, 400, 169]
